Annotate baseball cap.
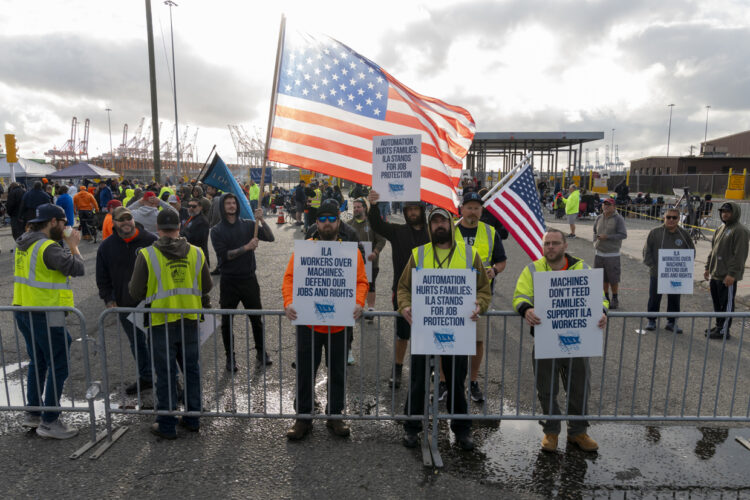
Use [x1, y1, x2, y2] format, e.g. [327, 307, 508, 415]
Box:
[107, 199, 122, 210]
[157, 209, 180, 230]
[168, 194, 179, 204]
[719, 203, 733, 212]
[427, 207, 451, 223]
[29, 204, 66, 223]
[112, 206, 132, 221]
[316, 199, 340, 218]
[603, 198, 616, 205]
[462, 191, 483, 205]
[143, 191, 156, 200]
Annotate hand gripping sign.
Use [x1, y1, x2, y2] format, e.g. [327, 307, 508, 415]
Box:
[371, 134, 422, 202]
[411, 268, 476, 355]
[532, 268, 604, 359]
[291, 240, 358, 327]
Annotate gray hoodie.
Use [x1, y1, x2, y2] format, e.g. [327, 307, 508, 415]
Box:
[128, 198, 178, 234]
[593, 212, 627, 256]
[705, 201, 750, 281]
[15, 231, 85, 278]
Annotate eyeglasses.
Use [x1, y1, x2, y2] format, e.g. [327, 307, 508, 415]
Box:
[317, 216, 338, 223]
[188, 204, 199, 209]
[115, 215, 133, 222]
[665, 215, 679, 220]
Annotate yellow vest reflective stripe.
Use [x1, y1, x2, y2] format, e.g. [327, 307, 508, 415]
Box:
[413, 242, 476, 270]
[13, 239, 74, 307]
[311, 189, 322, 208]
[454, 222, 495, 267]
[142, 245, 203, 326]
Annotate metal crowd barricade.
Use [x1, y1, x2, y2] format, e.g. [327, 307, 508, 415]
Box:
[0, 306, 105, 459]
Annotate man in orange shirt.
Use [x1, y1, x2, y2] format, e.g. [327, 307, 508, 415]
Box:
[282, 199, 368, 440]
[73, 186, 99, 240]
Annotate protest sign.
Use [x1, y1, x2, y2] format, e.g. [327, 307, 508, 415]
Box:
[362, 241, 373, 282]
[371, 134, 421, 202]
[657, 249, 694, 294]
[532, 268, 604, 359]
[291, 240, 358, 327]
[411, 268, 476, 355]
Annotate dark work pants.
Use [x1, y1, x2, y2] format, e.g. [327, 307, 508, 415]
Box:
[710, 279, 738, 333]
[118, 313, 153, 382]
[647, 276, 681, 323]
[220, 275, 264, 359]
[404, 354, 471, 436]
[533, 352, 590, 436]
[295, 326, 346, 420]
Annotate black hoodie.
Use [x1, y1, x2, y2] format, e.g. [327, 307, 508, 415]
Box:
[209, 192, 274, 278]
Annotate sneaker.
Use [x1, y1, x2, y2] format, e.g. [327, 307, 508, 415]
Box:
[36, 419, 78, 440]
[704, 326, 720, 337]
[347, 350, 355, 366]
[455, 432, 474, 451]
[256, 351, 273, 366]
[470, 381, 484, 402]
[438, 381, 448, 402]
[610, 296, 619, 310]
[644, 320, 656, 331]
[286, 420, 312, 440]
[567, 433, 599, 452]
[22, 413, 41, 429]
[664, 322, 683, 334]
[708, 329, 731, 340]
[541, 433, 558, 452]
[178, 418, 200, 432]
[150, 422, 177, 440]
[567, 233, 576, 239]
[226, 357, 238, 373]
[389, 364, 403, 389]
[125, 378, 153, 395]
[326, 419, 351, 437]
[366, 307, 374, 323]
[402, 430, 419, 448]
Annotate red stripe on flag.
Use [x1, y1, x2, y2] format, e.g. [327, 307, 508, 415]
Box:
[486, 201, 541, 260]
[501, 192, 545, 241]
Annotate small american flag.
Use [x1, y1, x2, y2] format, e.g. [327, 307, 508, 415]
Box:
[484, 164, 546, 261]
[267, 27, 475, 212]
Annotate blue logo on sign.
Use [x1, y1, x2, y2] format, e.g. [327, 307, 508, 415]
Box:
[670, 281, 682, 288]
[388, 183, 405, 195]
[433, 331, 455, 352]
[314, 301, 336, 321]
[558, 332, 581, 353]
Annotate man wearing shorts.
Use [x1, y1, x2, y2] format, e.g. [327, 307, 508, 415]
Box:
[563, 184, 580, 238]
[593, 198, 627, 309]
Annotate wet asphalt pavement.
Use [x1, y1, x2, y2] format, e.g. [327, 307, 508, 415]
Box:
[0, 212, 748, 499]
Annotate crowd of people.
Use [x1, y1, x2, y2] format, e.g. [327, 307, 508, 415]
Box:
[6, 174, 747, 455]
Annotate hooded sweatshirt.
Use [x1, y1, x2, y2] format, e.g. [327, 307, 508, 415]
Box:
[705, 201, 750, 281]
[14, 231, 85, 283]
[127, 197, 178, 234]
[396, 210, 491, 314]
[128, 235, 212, 308]
[209, 192, 274, 278]
[643, 223, 695, 277]
[368, 202, 430, 293]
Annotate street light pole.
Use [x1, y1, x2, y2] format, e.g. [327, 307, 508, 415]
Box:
[105, 107, 114, 171]
[611, 128, 615, 169]
[165, 0, 180, 183]
[703, 105, 711, 153]
[666, 104, 675, 156]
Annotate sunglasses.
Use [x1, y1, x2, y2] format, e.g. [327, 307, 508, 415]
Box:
[188, 204, 199, 208]
[115, 215, 133, 222]
[665, 215, 679, 220]
[317, 216, 338, 223]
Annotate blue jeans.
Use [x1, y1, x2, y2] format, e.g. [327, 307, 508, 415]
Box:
[14, 311, 72, 423]
[250, 199, 258, 211]
[151, 320, 201, 433]
[119, 313, 153, 382]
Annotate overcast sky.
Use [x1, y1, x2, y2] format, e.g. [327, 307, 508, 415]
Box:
[1, 0, 748, 170]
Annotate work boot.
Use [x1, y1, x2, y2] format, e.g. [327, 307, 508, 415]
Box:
[178, 418, 200, 432]
[402, 430, 419, 448]
[125, 378, 153, 395]
[541, 433, 559, 452]
[326, 419, 351, 437]
[455, 432, 475, 451]
[389, 364, 403, 389]
[150, 422, 177, 440]
[665, 322, 683, 334]
[610, 295, 619, 310]
[644, 320, 656, 331]
[226, 356, 238, 373]
[708, 329, 731, 340]
[286, 420, 312, 440]
[256, 350, 273, 366]
[567, 433, 599, 452]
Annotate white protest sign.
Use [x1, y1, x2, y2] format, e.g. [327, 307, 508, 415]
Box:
[372, 134, 421, 202]
[411, 268, 476, 355]
[532, 268, 604, 359]
[291, 240, 358, 327]
[657, 249, 694, 294]
[362, 241, 373, 282]
[126, 303, 219, 347]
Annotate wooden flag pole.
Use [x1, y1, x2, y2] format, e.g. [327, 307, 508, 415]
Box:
[195, 144, 217, 183]
[255, 13, 286, 238]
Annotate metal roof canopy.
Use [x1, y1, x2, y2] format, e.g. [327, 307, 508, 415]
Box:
[466, 131, 605, 177]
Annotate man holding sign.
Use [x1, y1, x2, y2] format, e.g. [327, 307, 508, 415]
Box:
[513, 228, 607, 453]
[397, 207, 491, 451]
[642, 207, 695, 333]
[282, 201, 369, 441]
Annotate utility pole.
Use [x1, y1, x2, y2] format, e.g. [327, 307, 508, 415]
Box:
[145, 0, 161, 182]
[703, 105, 711, 153]
[666, 104, 675, 156]
[105, 107, 114, 171]
[165, 0, 180, 182]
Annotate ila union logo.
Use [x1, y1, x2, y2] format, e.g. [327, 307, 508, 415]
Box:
[433, 331, 455, 352]
[558, 332, 581, 353]
[314, 301, 336, 321]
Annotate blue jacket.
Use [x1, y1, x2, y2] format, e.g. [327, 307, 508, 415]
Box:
[98, 186, 113, 209]
[55, 193, 75, 226]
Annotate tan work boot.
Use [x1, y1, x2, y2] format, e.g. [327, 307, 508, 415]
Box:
[326, 419, 351, 437]
[567, 433, 599, 452]
[541, 433, 558, 452]
[286, 420, 312, 440]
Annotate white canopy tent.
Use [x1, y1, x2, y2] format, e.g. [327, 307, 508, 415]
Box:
[0, 157, 57, 178]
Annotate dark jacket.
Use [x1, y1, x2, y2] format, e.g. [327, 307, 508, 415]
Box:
[96, 222, 159, 306]
[6, 184, 25, 217]
[643, 224, 695, 277]
[210, 192, 274, 278]
[368, 202, 429, 292]
[20, 188, 52, 222]
[181, 212, 210, 263]
[706, 201, 750, 281]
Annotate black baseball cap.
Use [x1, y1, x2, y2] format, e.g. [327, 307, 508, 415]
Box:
[316, 199, 340, 218]
[29, 203, 66, 223]
[462, 192, 483, 205]
[157, 209, 180, 230]
[719, 203, 733, 212]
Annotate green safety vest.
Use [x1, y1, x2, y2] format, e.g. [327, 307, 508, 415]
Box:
[454, 221, 495, 267]
[13, 239, 74, 307]
[141, 245, 203, 326]
[412, 241, 477, 270]
[311, 189, 322, 208]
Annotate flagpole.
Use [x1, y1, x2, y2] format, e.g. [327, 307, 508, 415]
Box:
[196, 144, 217, 182]
[255, 13, 286, 237]
[480, 153, 533, 202]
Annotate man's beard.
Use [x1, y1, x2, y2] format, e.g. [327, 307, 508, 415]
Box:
[432, 228, 451, 244]
[50, 225, 64, 241]
[318, 225, 338, 240]
[406, 212, 422, 226]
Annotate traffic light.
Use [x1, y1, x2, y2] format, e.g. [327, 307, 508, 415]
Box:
[4, 134, 18, 163]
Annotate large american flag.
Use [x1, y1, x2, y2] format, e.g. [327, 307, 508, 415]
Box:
[267, 27, 475, 212]
[484, 164, 546, 261]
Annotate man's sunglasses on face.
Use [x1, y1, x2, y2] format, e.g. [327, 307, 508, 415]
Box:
[317, 216, 338, 223]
